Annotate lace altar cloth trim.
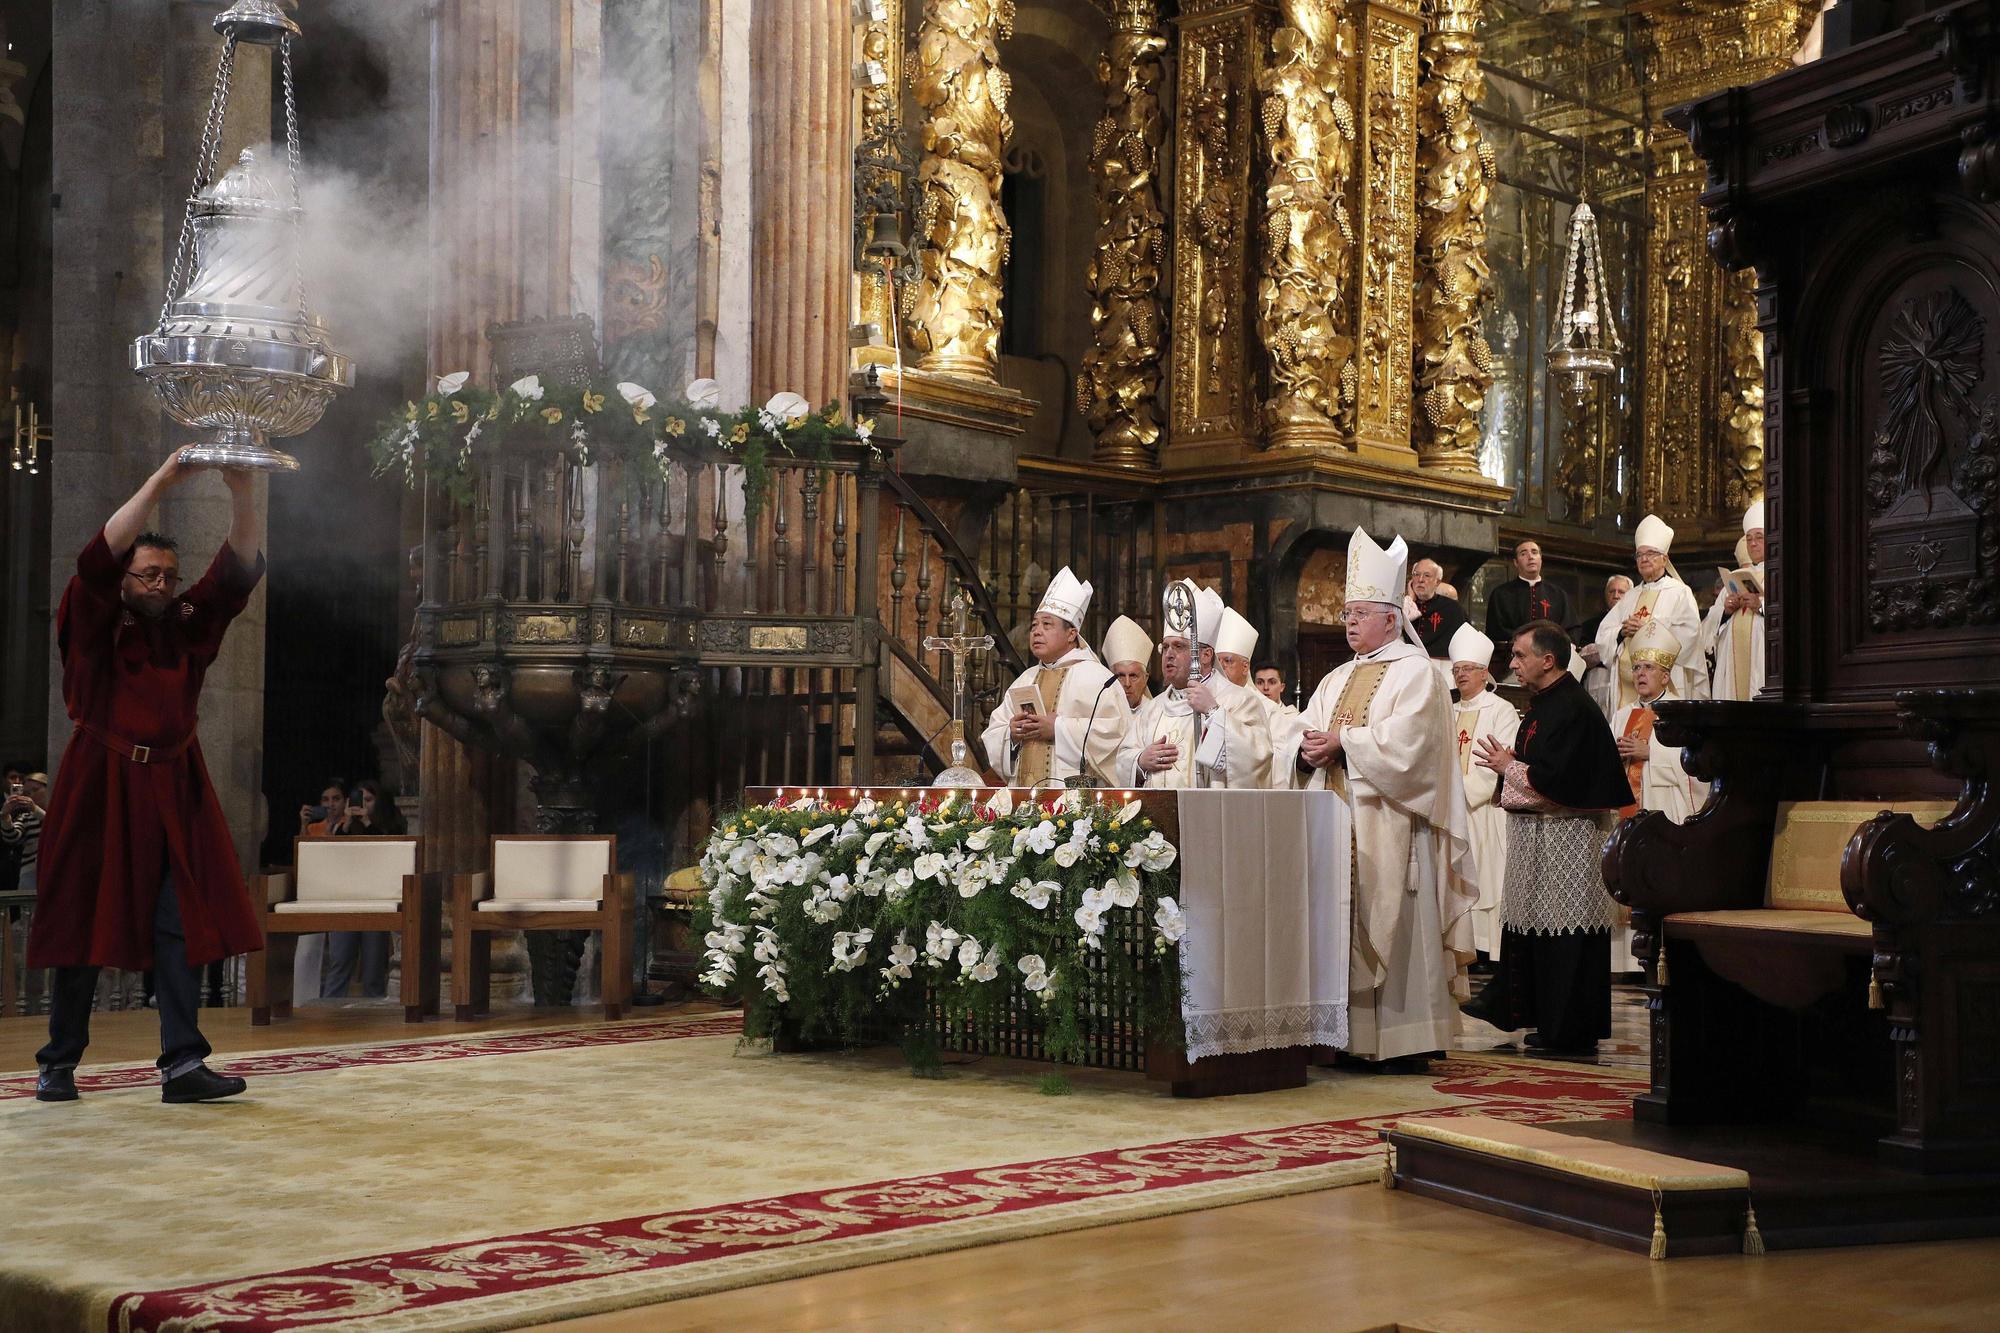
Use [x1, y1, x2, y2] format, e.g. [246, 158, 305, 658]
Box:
[1183, 1002, 1349, 1061]
[1501, 811, 1620, 935]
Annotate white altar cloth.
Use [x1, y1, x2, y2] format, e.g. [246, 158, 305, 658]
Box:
[1174, 789, 1351, 1060]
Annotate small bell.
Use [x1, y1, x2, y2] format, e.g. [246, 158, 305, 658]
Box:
[864, 210, 907, 260]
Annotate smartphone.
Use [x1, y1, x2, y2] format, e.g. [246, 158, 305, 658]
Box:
[306, 804, 330, 822]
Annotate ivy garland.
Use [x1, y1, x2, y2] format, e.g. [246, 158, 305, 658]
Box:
[364, 374, 873, 520]
[697, 791, 1187, 1077]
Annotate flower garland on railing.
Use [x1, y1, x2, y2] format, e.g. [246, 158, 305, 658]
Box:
[365, 372, 874, 517]
[697, 790, 1184, 1074]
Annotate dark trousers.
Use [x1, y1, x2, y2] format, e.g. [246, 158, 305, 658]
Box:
[36, 872, 211, 1079]
[322, 930, 390, 998]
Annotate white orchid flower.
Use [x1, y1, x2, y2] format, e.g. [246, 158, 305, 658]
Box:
[1074, 901, 1105, 944]
[957, 937, 983, 971]
[970, 948, 1000, 984]
[855, 418, 875, 443]
[616, 381, 658, 410]
[509, 374, 544, 401]
[701, 417, 723, 438]
[1017, 953, 1047, 979]
[903, 814, 931, 849]
[925, 921, 961, 961]
[1068, 817, 1094, 847]
[1011, 878, 1060, 910]
[1023, 965, 1053, 994]
[1154, 895, 1188, 944]
[436, 370, 470, 395]
[889, 866, 915, 898]
[685, 377, 722, 409]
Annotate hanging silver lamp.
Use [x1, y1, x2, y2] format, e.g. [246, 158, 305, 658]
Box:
[1546, 200, 1622, 395]
[130, 0, 353, 473]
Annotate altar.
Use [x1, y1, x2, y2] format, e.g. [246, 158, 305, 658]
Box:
[720, 785, 1351, 1097]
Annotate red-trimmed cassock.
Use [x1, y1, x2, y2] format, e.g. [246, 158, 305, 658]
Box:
[27, 530, 266, 970]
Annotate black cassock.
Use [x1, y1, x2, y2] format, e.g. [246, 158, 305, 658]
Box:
[1461, 674, 1630, 1053]
[1484, 578, 1571, 646]
[1411, 594, 1468, 660]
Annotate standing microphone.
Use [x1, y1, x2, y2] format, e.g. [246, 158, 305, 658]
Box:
[1065, 675, 1119, 790]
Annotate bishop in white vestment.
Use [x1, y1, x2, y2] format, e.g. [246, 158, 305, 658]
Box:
[1449, 625, 1521, 958]
[980, 568, 1129, 787]
[1698, 499, 1767, 702]
[1217, 605, 1305, 788]
[1102, 614, 1155, 713]
[1595, 514, 1704, 708]
[1282, 529, 1478, 1066]
[1118, 585, 1270, 789]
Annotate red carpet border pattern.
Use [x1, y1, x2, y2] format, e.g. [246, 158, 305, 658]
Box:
[106, 1054, 1642, 1332]
[0, 1013, 746, 1100]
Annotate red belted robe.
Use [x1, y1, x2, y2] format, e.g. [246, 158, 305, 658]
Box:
[26, 529, 266, 970]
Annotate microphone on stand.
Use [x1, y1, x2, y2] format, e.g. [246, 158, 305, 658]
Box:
[1064, 675, 1119, 791]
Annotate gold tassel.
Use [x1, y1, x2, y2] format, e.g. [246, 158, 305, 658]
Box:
[1742, 1197, 1766, 1256]
[1655, 947, 1669, 988]
[1868, 973, 1884, 1010]
[1382, 1141, 1398, 1189]
[1650, 1191, 1668, 1261]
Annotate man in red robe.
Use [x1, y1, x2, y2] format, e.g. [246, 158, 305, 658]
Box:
[29, 453, 266, 1103]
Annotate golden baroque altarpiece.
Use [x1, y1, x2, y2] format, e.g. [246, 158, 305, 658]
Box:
[859, 0, 1821, 535]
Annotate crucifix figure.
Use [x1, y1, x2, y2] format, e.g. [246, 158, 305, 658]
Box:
[924, 587, 995, 787]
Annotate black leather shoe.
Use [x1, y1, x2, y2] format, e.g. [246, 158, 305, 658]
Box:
[35, 1067, 78, 1102]
[161, 1065, 246, 1104]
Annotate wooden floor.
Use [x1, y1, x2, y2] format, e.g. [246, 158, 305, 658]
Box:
[5, 991, 1996, 1331]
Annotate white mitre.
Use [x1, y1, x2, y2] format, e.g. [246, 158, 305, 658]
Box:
[1040, 566, 1093, 627]
[1742, 498, 1765, 534]
[1194, 587, 1225, 648]
[1347, 526, 1408, 607]
[1217, 607, 1259, 659]
[1448, 623, 1496, 667]
[1634, 513, 1676, 554]
[1102, 614, 1153, 668]
[1630, 616, 1684, 671]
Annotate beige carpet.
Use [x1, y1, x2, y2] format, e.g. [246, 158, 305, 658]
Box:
[0, 1013, 1640, 1332]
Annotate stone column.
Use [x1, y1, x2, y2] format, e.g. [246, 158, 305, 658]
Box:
[905, 0, 1011, 384]
[750, 0, 853, 406]
[1412, 0, 1492, 474]
[423, 0, 596, 875]
[48, 1, 271, 869]
[1079, 0, 1169, 469]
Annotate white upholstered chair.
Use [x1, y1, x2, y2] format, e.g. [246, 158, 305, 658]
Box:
[248, 836, 441, 1024]
[452, 834, 634, 1021]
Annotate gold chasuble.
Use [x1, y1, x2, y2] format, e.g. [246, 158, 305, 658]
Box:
[1455, 707, 1479, 775]
[1728, 606, 1755, 697]
[1013, 665, 1070, 790]
[1323, 661, 1390, 802]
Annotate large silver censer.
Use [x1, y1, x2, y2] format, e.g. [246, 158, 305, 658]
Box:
[130, 0, 352, 472]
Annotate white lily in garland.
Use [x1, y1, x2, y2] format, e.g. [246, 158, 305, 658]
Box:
[1154, 896, 1188, 946]
[509, 374, 544, 401]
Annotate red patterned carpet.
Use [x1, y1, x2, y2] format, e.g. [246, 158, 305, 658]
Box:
[1, 1014, 1643, 1332]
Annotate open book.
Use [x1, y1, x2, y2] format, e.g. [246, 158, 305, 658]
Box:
[1716, 565, 1762, 598]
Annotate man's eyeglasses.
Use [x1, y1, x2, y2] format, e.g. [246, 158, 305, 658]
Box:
[125, 569, 182, 590]
[1341, 607, 1391, 625]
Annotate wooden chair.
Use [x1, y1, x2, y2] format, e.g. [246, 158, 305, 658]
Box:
[452, 834, 633, 1021]
[248, 836, 441, 1025]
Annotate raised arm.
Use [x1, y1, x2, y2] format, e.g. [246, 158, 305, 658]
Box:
[103, 452, 192, 556]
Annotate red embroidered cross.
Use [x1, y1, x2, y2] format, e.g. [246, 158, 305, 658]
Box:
[1533, 594, 1550, 618]
[1523, 720, 1538, 746]
[1427, 611, 1442, 632]
[1457, 728, 1471, 750]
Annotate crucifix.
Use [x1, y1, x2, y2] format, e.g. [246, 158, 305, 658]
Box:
[924, 587, 995, 787]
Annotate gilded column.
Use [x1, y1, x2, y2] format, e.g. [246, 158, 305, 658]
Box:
[1256, 0, 1355, 449]
[752, 1, 854, 406]
[907, 0, 1015, 382]
[1079, 0, 1169, 468]
[854, 0, 904, 371]
[1349, 1, 1422, 459]
[1169, 0, 1269, 457]
[1719, 265, 1765, 510]
[1412, 0, 1492, 472]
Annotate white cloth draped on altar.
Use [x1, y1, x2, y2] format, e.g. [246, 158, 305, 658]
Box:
[1174, 789, 1351, 1060]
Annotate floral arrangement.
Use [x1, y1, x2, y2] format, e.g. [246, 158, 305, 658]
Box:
[366, 372, 874, 517]
[698, 790, 1184, 1072]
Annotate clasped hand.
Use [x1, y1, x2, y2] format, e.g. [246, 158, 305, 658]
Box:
[1616, 732, 1649, 760]
[1138, 737, 1181, 774]
[1009, 710, 1055, 743]
[1298, 727, 1342, 769]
